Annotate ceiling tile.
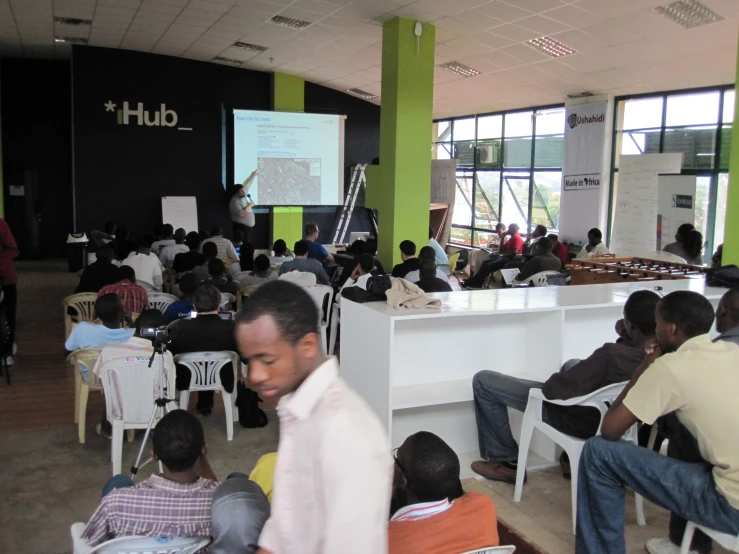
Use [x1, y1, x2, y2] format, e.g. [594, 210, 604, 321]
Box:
[432, 13, 502, 35]
[579, 19, 643, 47]
[497, 0, 565, 15]
[498, 42, 551, 63]
[488, 23, 541, 42]
[467, 30, 516, 49]
[473, 1, 531, 23]
[542, 5, 602, 28]
[515, 14, 571, 34]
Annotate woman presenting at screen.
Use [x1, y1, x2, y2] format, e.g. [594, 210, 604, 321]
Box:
[231, 169, 258, 242]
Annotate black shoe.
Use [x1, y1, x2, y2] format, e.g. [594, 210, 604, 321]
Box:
[197, 406, 213, 417]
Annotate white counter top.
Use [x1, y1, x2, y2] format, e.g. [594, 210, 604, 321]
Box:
[355, 279, 725, 320]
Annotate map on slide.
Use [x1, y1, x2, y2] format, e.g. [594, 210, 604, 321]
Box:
[257, 157, 321, 205]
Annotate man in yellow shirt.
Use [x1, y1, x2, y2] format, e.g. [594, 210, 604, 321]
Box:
[575, 290, 739, 554]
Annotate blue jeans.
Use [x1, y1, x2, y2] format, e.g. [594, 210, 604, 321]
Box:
[211, 473, 270, 554]
[472, 360, 579, 462]
[102, 474, 134, 497]
[576, 436, 739, 554]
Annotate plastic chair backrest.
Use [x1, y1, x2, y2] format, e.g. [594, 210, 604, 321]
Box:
[279, 271, 317, 287]
[646, 251, 688, 264]
[458, 547, 516, 554]
[527, 270, 561, 287]
[220, 293, 236, 310]
[306, 285, 334, 323]
[174, 351, 238, 389]
[63, 293, 98, 320]
[67, 347, 104, 387]
[90, 534, 211, 554]
[99, 356, 175, 422]
[148, 293, 179, 313]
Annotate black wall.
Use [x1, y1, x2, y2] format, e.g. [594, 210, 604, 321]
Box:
[1, 59, 73, 258]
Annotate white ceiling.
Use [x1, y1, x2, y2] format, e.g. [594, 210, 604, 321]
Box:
[1, 0, 738, 118]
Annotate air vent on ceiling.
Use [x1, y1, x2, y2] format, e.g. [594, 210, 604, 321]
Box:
[439, 61, 481, 78]
[54, 17, 92, 26]
[346, 88, 377, 100]
[525, 36, 577, 58]
[654, 0, 724, 28]
[54, 36, 88, 45]
[213, 56, 243, 66]
[232, 41, 268, 53]
[270, 15, 312, 30]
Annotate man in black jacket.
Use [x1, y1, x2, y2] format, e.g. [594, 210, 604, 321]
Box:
[391, 240, 421, 279]
[168, 284, 237, 416]
[469, 290, 661, 484]
[75, 245, 120, 293]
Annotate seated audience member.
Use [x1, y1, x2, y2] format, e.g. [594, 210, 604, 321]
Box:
[203, 225, 239, 270]
[392, 240, 421, 279]
[270, 239, 294, 267]
[232, 242, 255, 276]
[428, 228, 450, 274]
[577, 291, 739, 554]
[198, 229, 211, 242]
[390, 431, 498, 554]
[163, 273, 199, 324]
[279, 240, 330, 285]
[111, 226, 135, 261]
[81, 409, 269, 552]
[548, 234, 570, 266]
[712, 243, 723, 268]
[75, 244, 120, 294]
[524, 224, 548, 253]
[98, 266, 149, 319]
[404, 246, 448, 283]
[207, 258, 239, 296]
[168, 285, 238, 416]
[340, 255, 374, 293]
[471, 290, 660, 484]
[123, 240, 163, 291]
[235, 254, 277, 289]
[194, 241, 218, 282]
[462, 223, 523, 289]
[365, 237, 387, 275]
[173, 231, 206, 275]
[304, 222, 334, 264]
[65, 294, 135, 381]
[663, 223, 704, 265]
[150, 223, 175, 255]
[415, 260, 453, 294]
[158, 227, 189, 267]
[511, 236, 562, 283]
[90, 221, 117, 247]
[575, 228, 610, 259]
[715, 286, 739, 345]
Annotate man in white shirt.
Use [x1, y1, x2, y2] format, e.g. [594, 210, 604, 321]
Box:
[123, 242, 163, 291]
[151, 224, 175, 256]
[158, 228, 189, 267]
[575, 228, 610, 259]
[202, 225, 239, 270]
[236, 280, 392, 554]
[230, 170, 258, 242]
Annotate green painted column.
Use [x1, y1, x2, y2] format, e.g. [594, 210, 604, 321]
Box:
[725, 35, 739, 266]
[366, 17, 435, 268]
[270, 72, 305, 248]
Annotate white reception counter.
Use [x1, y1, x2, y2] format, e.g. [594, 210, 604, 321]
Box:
[339, 280, 725, 477]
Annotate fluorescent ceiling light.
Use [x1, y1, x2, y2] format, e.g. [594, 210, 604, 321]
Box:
[525, 36, 576, 58]
[270, 15, 312, 29]
[439, 61, 481, 77]
[54, 36, 88, 45]
[654, 0, 724, 28]
[346, 88, 377, 99]
[213, 56, 243, 66]
[54, 17, 91, 26]
[232, 42, 268, 53]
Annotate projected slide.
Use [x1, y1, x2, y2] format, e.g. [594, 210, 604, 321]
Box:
[233, 109, 345, 206]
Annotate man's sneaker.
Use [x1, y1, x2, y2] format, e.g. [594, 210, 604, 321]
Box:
[646, 538, 706, 554]
[12, 342, 17, 355]
[471, 461, 526, 485]
[95, 423, 112, 440]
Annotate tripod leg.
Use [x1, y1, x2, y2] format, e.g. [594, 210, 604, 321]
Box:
[130, 404, 159, 478]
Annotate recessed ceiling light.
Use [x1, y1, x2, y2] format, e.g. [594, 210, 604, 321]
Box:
[54, 36, 88, 45]
[346, 88, 377, 100]
[54, 17, 92, 26]
[525, 36, 576, 58]
[232, 41, 268, 53]
[213, 56, 243, 66]
[653, 0, 724, 28]
[439, 61, 481, 78]
[270, 15, 312, 30]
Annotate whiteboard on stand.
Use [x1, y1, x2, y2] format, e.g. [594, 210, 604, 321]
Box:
[657, 174, 696, 251]
[162, 196, 198, 234]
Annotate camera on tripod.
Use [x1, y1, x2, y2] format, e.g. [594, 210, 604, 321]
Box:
[140, 326, 169, 345]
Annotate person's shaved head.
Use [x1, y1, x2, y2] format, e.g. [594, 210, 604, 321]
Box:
[716, 287, 739, 334]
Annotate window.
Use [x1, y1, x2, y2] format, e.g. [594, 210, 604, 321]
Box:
[435, 104, 565, 245]
[611, 86, 734, 262]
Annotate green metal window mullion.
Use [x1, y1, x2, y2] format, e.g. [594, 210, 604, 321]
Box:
[704, 92, 726, 262]
[471, 115, 479, 236]
[527, 114, 536, 236]
[658, 95, 667, 153]
[499, 117, 505, 224]
[607, 99, 622, 245]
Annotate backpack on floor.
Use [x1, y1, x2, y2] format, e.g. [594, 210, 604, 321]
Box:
[235, 381, 268, 428]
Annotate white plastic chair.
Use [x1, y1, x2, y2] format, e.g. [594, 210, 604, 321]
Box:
[305, 285, 334, 353]
[328, 303, 340, 356]
[514, 382, 645, 534]
[70, 522, 210, 554]
[98, 356, 177, 475]
[646, 251, 688, 264]
[147, 292, 179, 313]
[220, 292, 236, 311]
[514, 270, 561, 287]
[68, 347, 103, 443]
[62, 293, 98, 340]
[462, 545, 516, 554]
[681, 521, 739, 553]
[174, 351, 240, 441]
[279, 271, 317, 287]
